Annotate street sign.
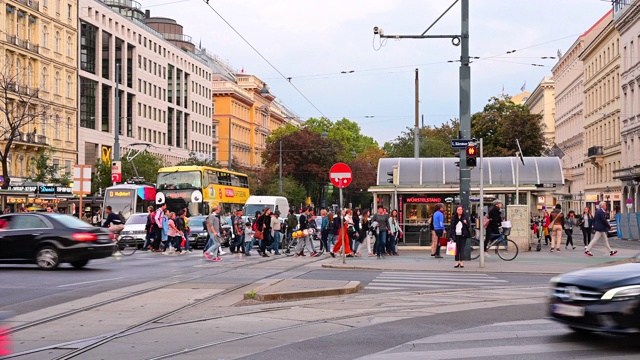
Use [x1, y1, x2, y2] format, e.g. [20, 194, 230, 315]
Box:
[329, 162, 352, 188]
[111, 173, 122, 183]
[111, 161, 122, 175]
[451, 139, 475, 148]
[535, 184, 556, 188]
[73, 165, 92, 195]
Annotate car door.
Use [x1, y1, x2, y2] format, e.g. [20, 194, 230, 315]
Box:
[1, 215, 50, 260]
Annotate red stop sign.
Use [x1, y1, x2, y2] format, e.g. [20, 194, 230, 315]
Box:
[329, 163, 352, 188]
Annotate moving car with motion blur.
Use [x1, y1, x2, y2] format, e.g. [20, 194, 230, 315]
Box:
[119, 213, 149, 248]
[549, 254, 640, 334]
[0, 213, 114, 270]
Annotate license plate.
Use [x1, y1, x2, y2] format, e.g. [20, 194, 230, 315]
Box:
[553, 304, 585, 317]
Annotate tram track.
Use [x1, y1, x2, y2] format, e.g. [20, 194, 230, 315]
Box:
[2, 254, 328, 359]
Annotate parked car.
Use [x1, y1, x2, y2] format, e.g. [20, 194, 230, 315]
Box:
[0, 213, 114, 270]
[548, 254, 640, 334]
[188, 216, 208, 249]
[119, 213, 149, 248]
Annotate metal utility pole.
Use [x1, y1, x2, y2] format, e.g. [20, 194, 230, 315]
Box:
[228, 117, 232, 170]
[374, 0, 471, 211]
[414, 68, 420, 159]
[279, 140, 283, 193]
[114, 64, 121, 162]
[479, 138, 484, 268]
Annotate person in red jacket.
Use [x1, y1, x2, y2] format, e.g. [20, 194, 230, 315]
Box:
[331, 210, 353, 257]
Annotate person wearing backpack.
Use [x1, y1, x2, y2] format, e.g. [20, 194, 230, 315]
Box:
[143, 206, 156, 251]
[285, 209, 298, 251]
[102, 205, 124, 234]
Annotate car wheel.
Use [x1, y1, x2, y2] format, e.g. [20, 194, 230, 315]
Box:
[70, 260, 89, 269]
[568, 326, 594, 334]
[36, 246, 61, 270]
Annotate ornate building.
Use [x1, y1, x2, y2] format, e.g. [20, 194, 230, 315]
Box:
[0, 0, 78, 184]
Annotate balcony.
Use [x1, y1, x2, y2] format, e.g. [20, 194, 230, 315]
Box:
[3, 131, 47, 146]
[14, 0, 39, 11]
[587, 146, 604, 167]
[5, 34, 40, 54]
[6, 82, 40, 98]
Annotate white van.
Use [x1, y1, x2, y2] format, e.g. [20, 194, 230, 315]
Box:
[243, 196, 290, 218]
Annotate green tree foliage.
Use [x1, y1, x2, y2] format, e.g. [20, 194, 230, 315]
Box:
[30, 148, 57, 182]
[303, 117, 378, 161]
[120, 151, 165, 184]
[91, 159, 112, 195]
[265, 176, 307, 208]
[383, 120, 459, 158]
[175, 155, 222, 168]
[471, 96, 546, 157]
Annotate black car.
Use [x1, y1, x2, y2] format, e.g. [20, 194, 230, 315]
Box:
[549, 255, 640, 334]
[0, 213, 114, 270]
[187, 216, 208, 249]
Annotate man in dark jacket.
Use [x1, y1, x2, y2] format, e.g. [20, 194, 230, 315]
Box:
[485, 199, 503, 254]
[585, 202, 617, 257]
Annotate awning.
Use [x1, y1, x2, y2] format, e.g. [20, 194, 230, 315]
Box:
[376, 157, 564, 187]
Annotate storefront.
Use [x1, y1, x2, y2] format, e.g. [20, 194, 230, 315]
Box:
[369, 157, 564, 246]
[1, 183, 74, 212]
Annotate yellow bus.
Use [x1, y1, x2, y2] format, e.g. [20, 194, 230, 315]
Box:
[156, 166, 250, 216]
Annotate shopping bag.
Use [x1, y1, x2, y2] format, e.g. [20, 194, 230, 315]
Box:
[446, 241, 457, 256]
[439, 237, 448, 246]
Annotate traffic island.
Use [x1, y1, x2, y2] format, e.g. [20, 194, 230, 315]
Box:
[244, 279, 361, 301]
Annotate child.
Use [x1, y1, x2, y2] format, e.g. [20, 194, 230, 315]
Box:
[244, 221, 255, 256]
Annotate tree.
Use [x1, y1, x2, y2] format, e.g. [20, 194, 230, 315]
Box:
[303, 117, 378, 161]
[383, 120, 459, 158]
[471, 96, 546, 157]
[120, 151, 165, 183]
[265, 176, 307, 207]
[262, 127, 342, 198]
[91, 159, 112, 195]
[30, 148, 57, 183]
[175, 154, 222, 168]
[0, 61, 49, 188]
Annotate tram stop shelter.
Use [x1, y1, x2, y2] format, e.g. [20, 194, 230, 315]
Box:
[369, 157, 565, 247]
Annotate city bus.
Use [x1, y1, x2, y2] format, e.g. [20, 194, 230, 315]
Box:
[102, 183, 157, 221]
[156, 166, 250, 216]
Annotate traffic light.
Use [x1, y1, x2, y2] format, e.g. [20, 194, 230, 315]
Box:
[387, 167, 399, 186]
[466, 143, 477, 167]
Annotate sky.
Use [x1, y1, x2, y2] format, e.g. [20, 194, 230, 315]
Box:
[144, 0, 613, 146]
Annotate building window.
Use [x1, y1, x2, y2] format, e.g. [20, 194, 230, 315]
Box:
[66, 75, 71, 98]
[80, 77, 96, 129]
[55, 31, 60, 53]
[54, 115, 60, 139]
[67, 4, 72, 19]
[54, 71, 59, 94]
[66, 117, 71, 141]
[55, 0, 60, 13]
[67, 36, 72, 57]
[42, 26, 48, 48]
[80, 22, 96, 74]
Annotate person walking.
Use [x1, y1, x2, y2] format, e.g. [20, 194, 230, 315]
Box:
[354, 209, 374, 257]
[387, 209, 401, 256]
[542, 209, 551, 246]
[549, 204, 564, 252]
[259, 208, 272, 257]
[432, 203, 446, 259]
[579, 207, 594, 247]
[326, 212, 337, 250]
[269, 210, 282, 255]
[585, 202, 617, 257]
[331, 210, 353, 257]
[371, 205, 390, 259]
[285, 209, 298, 252]
[320, 209, 329, 254]
[205, 206, 223, 262]
[243, 221, 255, 256]
[564, 210, 576, 250]
[232, 209, 245, 254]
[450, 205, 471, 268]
[142, 206, 156, 251]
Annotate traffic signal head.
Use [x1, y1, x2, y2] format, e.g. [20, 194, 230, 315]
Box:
[387, 167, 399, 186]
[466, 144, 477, 167]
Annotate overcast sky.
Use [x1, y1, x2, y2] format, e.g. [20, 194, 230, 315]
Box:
[146, 0, 612, 146]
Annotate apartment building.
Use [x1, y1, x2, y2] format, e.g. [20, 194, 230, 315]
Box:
[551, 11, 610, 212]
[581, 13, 622, 218]
[613, 0, 640, 213]
[0, 0, 78, 184]
[77, 0, 213, 169]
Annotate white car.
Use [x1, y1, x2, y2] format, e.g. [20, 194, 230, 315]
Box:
[120, 213, 149, 248]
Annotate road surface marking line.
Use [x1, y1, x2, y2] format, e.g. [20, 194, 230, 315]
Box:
[57, 277, 124, 288]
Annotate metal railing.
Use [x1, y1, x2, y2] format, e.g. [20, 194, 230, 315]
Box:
[5, 34, 39, 54]
[587, 146, 604, 157]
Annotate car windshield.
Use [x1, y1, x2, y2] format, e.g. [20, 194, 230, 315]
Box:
[126, 214, 148, 225]
[157, 171, 202, 190]
[48, 214, 93, 228]
[244, 204, 274, 217]
[189, 216, 206, 229]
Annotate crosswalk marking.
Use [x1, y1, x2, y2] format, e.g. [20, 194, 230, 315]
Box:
[365, 271, 508, 292]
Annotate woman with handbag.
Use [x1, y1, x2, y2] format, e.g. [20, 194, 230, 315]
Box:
[354, 209, 374, 257]
[564, 210, 576, 250]
[387, 209, 401, 256]
[449, 205, 471, 268]
[549, 204, 564, 252]
[579, 207, 594, 248]
[259, 208, 272, 257]
[542, 210, 551, 245]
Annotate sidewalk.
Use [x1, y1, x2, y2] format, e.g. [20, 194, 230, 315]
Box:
[320, 243, 639, 275]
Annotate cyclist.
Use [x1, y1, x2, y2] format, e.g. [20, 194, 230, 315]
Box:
[102, 206, 124, 234]
[485, 199, 503, 256]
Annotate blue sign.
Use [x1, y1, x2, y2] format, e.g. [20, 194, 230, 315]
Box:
[451, 139, 474, 148]
[39, 186, 55, 194]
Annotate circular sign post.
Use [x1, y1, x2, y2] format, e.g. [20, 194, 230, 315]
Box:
[329, 163, 352, 189]
[329, 163, 352, 264]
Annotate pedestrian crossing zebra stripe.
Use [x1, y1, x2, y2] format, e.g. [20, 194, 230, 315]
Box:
[358, 320, 615, 360]
[365, 271, 508, 291]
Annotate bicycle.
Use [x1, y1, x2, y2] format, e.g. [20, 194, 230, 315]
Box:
[469, 227, 519, 261]
[112, 233, 138, 256]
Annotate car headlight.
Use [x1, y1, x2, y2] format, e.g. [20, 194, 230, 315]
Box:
[601, 285, 640, 301]
[199, 232, 208, 237]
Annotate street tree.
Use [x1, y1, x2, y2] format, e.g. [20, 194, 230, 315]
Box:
[30, 148, 57, 183]
[120, 150, 165, 183]
[303, 117, 378, 161]
[265, 176, 307, 208]
[383, 120, 459, 158]
[471, 96, 546, 157]
[91, 159, 112, 195]
[175, 154, 222, 168]
[0, 61, 49, 188]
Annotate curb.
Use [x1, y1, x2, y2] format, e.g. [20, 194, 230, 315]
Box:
[320, 264, 563, 275]
[245, 280, 361, 301]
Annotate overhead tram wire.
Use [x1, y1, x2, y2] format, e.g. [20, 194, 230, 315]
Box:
[199, 0, 326, 118]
